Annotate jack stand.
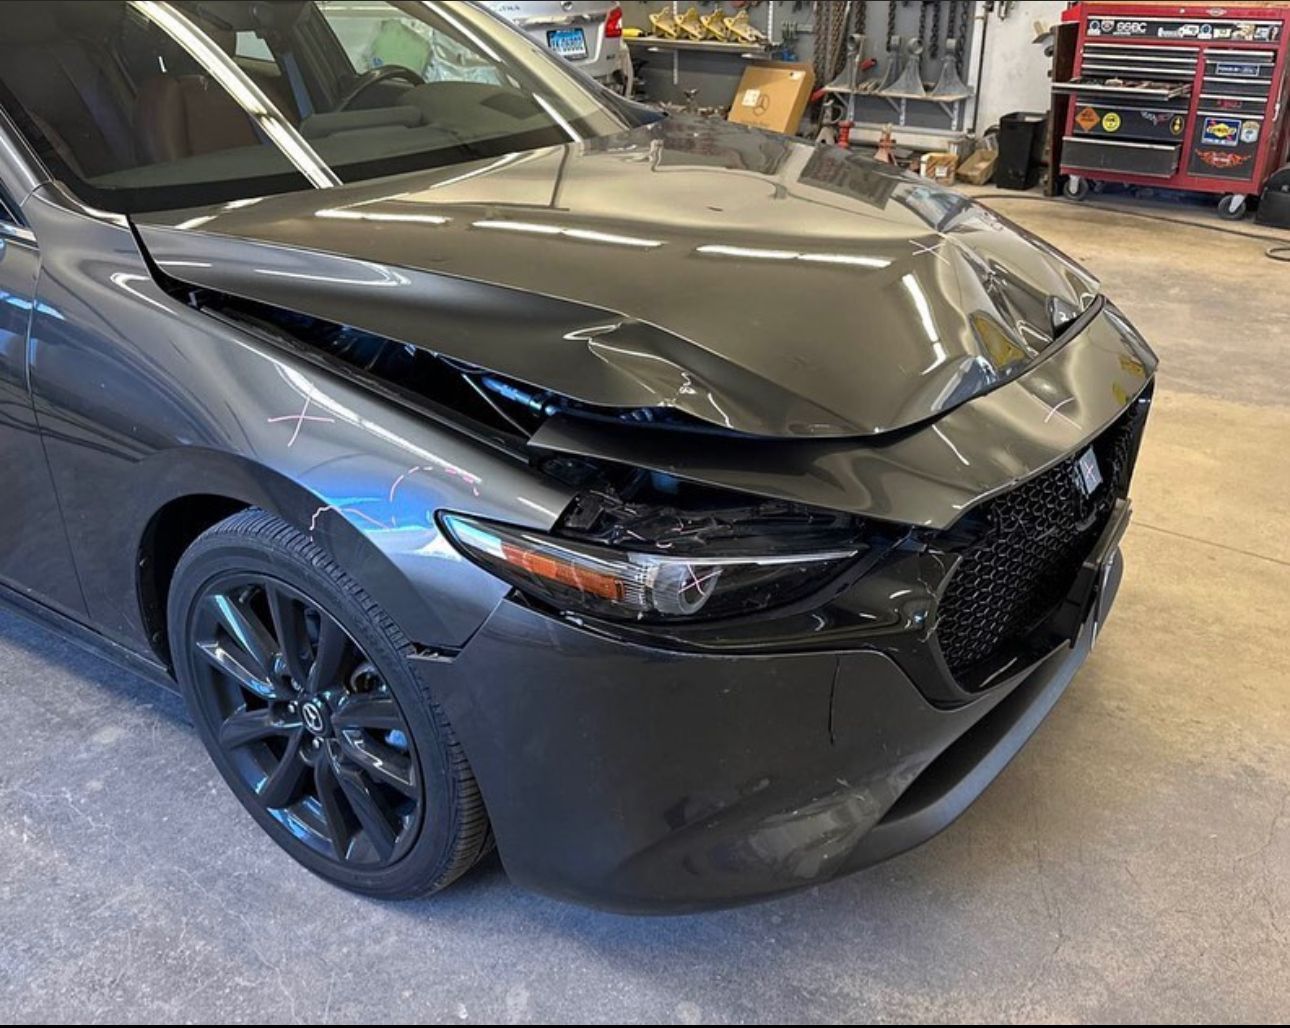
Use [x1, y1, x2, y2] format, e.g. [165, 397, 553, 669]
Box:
[882, 36, 927, 97]
[874, 125, 896, 163]
[930, 39, 973, 100]
[876, 34, 904, 93]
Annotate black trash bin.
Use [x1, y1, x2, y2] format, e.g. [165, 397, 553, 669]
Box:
[1256, 164, 1290, 228]
[995, 112, 1047, 190]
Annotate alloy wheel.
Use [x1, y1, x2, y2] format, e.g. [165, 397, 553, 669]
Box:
[189, 576, 423, 868]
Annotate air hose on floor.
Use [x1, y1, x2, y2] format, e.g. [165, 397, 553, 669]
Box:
[965, 192, 1290, 262]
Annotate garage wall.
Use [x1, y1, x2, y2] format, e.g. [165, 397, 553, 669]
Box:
[620, 1, 815, 110]
[619, 2, 1060, 137]
[973, 0, 1063, 133]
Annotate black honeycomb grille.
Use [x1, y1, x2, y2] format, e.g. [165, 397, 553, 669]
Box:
[934, 398, 1147, 687]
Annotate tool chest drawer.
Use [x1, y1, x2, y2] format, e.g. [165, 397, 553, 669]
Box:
[1204, 48, 1277, 77]
[1071, 98, 1187, 141]
[1196, 92, 1273, 115]
[1062, 136, 1181, 177]
[1053, 78, 1191, 100]
[1080, 41, 1199, 79]
[1059, 2, 1290, 204]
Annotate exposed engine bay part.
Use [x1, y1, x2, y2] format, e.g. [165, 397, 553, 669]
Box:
[154, 259, 1152, 536]
[556, 476, 867, 557]
[156, 274, 732, 448]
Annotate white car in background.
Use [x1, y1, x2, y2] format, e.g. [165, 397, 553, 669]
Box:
[482, 1, 625, 87]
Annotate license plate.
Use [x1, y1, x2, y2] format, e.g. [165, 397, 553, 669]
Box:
[547, 27, 588, 60]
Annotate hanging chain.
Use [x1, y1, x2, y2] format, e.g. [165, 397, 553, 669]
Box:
[814, 0, 854, 84]
[918, 1, 929, 53]
[855, 0, 867, 36]
[886, 0, 897, 44]
[956, 0, 969, 72]
[930, 0, 942, 58]
[945, 0, 957, 42]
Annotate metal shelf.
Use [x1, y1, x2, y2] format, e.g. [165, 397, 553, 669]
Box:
[624, 36, 771, 58]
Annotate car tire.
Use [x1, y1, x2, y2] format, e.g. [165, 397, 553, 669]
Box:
[167, 508, 490, 899]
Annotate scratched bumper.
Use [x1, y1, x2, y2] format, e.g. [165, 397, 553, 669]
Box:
[424, 549, 1122, 913]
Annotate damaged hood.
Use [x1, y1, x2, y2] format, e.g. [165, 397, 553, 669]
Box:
[134, 117, 1099, 438]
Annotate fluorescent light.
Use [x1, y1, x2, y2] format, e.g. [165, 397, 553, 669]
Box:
[697, 244, 798, 260]
[796, 252, 891, 268]
[473, 221, 662, 248]
[473, 220, 562, 235]
[698, 244, 891, 268]
[563, 228, 662, 248]
[317, 209, 450, 226]
[902, 273, 940, 344]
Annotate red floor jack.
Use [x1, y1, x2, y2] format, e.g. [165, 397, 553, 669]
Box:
[814, 36, 876, 150]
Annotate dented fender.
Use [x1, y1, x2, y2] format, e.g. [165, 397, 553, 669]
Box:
[23, 189, 573, 655]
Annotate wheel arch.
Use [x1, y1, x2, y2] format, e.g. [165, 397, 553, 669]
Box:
[129, 447, 511, 670]
[137, 493, 251, 667]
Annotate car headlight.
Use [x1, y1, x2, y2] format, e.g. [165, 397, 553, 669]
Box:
[440, 512, 860, 622]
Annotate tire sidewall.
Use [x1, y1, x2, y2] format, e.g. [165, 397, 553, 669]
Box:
[169, 529, 461, 898]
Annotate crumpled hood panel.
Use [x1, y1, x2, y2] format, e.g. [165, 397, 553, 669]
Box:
[135, 117, 1099, 438]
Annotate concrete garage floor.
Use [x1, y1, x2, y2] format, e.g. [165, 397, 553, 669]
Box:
[1, 199, 1288, 1024]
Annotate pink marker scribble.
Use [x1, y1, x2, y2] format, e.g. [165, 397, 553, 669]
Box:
[267, 397, 337, 448]
[388, 462, 482, 502]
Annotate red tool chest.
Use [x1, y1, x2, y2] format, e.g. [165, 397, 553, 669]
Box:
[1057, 2, 1290, 217]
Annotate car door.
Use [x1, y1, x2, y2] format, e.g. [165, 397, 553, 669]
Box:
[0, 183, 86, 617]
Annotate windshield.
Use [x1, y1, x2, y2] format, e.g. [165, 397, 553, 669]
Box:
[0, 0, 646, 214]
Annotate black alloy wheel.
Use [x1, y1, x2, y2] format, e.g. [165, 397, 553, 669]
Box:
[190, 576, 422, 867]
[169, 509, 490, 898]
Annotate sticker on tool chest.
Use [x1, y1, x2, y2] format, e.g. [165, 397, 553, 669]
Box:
[1075, 104, 1186, 140]
[1189, 129, 1259, 179]
[1136, 111, 1186, 136]
[1214, 62, 1264, 77]
[1086, 17, 1280, 42]
[1200, 116, 1243, 147]
[1195, 149, 1253, 170]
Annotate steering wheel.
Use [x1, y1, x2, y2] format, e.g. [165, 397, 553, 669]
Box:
[334, 65, 425, 111]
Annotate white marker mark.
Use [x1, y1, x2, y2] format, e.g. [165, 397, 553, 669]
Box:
[309, 504, 389, 533]
[1043, 396, 1079, 427]
[267, 397, 336, 448]
[911, 239, 952, 264]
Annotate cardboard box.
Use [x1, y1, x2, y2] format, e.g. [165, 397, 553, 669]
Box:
[728, 61, 815, 136]
[957, 149, 999, 185]
[919, 152, 959, 186]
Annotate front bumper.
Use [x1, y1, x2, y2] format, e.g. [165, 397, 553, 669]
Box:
[425, 533, 1124, 913]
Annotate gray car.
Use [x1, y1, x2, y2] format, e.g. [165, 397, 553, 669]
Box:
[0, 0, 1154, 912]
[482, 1, 625, 85]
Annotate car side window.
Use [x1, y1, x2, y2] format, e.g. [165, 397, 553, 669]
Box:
[235, 32, 274, 63]
[317, 0, 509, 86]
